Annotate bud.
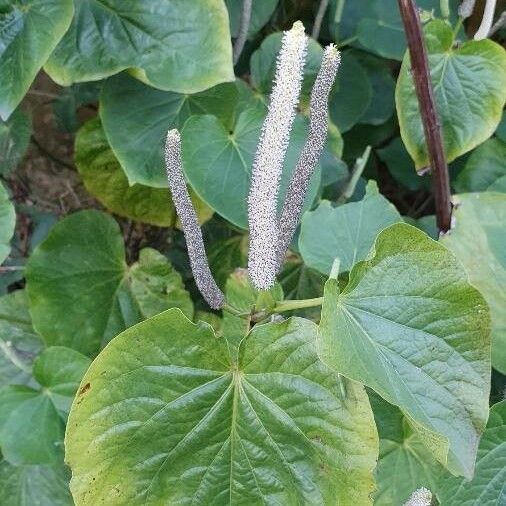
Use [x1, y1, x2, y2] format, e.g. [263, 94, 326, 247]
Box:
[247, 21, 308, 290]
[165, 129, 224, 309]
[277, 44, 341, 269]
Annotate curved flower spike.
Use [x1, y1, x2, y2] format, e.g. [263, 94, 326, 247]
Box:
[277, 44, 341, 270]
[403, 487, 432, 506]
[165, 130, 224, 309]
[247, 20, 308, 290]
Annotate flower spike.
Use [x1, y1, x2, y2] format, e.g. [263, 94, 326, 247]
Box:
[277, 44, 341, 269]
[403, 487, 432, 506]
[247, 20, 308, 290]
[164, 129, 224, 309]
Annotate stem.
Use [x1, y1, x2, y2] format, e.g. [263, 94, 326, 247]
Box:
[273, 297, 324, 313]
[333, 0, 346, 41]
[337, 35, 358, 48]
[222, 303, 248, 318]
[489, 11, 506, 36]
[452, 17, 464, 39]
[233, 0, 252, 65]
[337, 145, 371, 204]
[397, 0, 452, 234]
[440, 0, 450, 18]
[312, 0, 329, 39]
[474, 0, 497, 39]
[0, 265, 25, 272]
[0, 340, 32, 374]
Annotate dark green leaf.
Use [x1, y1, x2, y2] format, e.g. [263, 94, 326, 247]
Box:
[0, 109, 31, 174]
[0, 0, 73, 120]
[0, 181, 15, 264]
[44, 0, 234, 93]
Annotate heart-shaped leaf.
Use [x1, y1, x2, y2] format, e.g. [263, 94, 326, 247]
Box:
[441, 192, 506, 374]
[455, 138, 506, 193]
[44, 0, 234, 93]
[26, 211, 193, 356]
[396, 20, 506, 169]
[181, 110, 321, 229]
[319, 223, 491, 478]
[299, 181, 401, 275]
[370, 393, 443, 505]
[437, 400, 506, 505]
[0, 346, 90, 465]
[0, 457, 73, 506]
[0, 181, 15, 264]
[0, 290, 43, 387]
[100, 74, 238, 188]
[0, 109, 32, 174]
[0, 0, 73, 120]
[66, 309, 378, 505]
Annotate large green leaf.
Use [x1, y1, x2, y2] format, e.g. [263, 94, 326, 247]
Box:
[182, 109, 321, 229]
[0, 181, 15, 264]
[44, 0, 234, 93]
[0, 346, 90, 465]
[26, 211, 193, 356]
[75, 117, 176, 226]
[0, 109, 31, 174]
[318, 223, 491, 478]
[226, 0, 278, 39]
[441, 192, 506, 374]
[100, 74, 238, 187]
[437, 400, 506, 505]
[0, 290, 43, 387]
[0, 0, 73, 120]
[396, 20, 506, 169]
[455, 138, 506, 193]
[66, 309, 378, 505]
[0, 457, 72, 505]
[370, 393, 443, 505]
[299, 181, 401, 275]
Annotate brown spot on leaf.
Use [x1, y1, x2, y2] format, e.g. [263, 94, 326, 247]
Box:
[78, 382, 91, 395]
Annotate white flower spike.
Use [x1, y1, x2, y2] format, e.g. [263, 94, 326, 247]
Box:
[277, 44, 341, 269]
[247, 20, 308, 290]
[164, 129, 224, 309]
[403, 487, 432, 506]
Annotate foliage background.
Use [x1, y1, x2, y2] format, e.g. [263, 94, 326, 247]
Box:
[0, 0, 505, 504]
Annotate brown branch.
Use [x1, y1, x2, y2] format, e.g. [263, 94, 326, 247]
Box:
[397, 0, 452, 233]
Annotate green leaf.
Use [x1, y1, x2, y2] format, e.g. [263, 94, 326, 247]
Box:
[0, 346, 90, 465]
[496, 111, 506, 142]
[299, 181, 401, 275]
[0, 457, 72, 505]
[319, 223, 491, 478]
[353, 51, 395, 126]
[207, 235, 248, 289]
[26, 211, 193, 356]
[44, 0, 234, 93]
[441, 192, 506, 374]
[455, 138, 506, 193]
[226, 0, 278, 38]
[75, 117, 176, 226]
[0, 0, 73, 120]
[182, 110, 321, 229]
[0, 181, 15, 264]
[437, 400, 506, 505]
[370, 393, 443, 505]
[329, 51, 373, 132]
[396, 20, 506, 169]
[100, 74, 238, 188]
[0, 290, 43, 387]
[0, 109, 32, 174]
[66, 309, 378, 505]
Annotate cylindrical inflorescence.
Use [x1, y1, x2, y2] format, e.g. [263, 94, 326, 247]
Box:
[276, 44, 341, 270]
[164, 129, 225, 309]
[247, 20, 308, 290]
[403, 487, 432, 506]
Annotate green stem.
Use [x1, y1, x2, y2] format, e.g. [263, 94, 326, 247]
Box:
[222, 303, 248, 318]
[337, 145, 371, 204]
[333, 0, 346, 42]
[337, 35, 358, 48]
[452, 17, 463, 40]
[0, 340, 31, 374]
[273, 297, 324, 313]
[440, 0, 450, 19]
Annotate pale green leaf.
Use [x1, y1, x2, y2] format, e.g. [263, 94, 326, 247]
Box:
[441, 192, 506, 373]
[0, 109, 31, 174]
[66, 309, 378, 505]
[319, 223, 491, 478]
[299, 181, 401, 275]
[0, 181, 15, 264]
